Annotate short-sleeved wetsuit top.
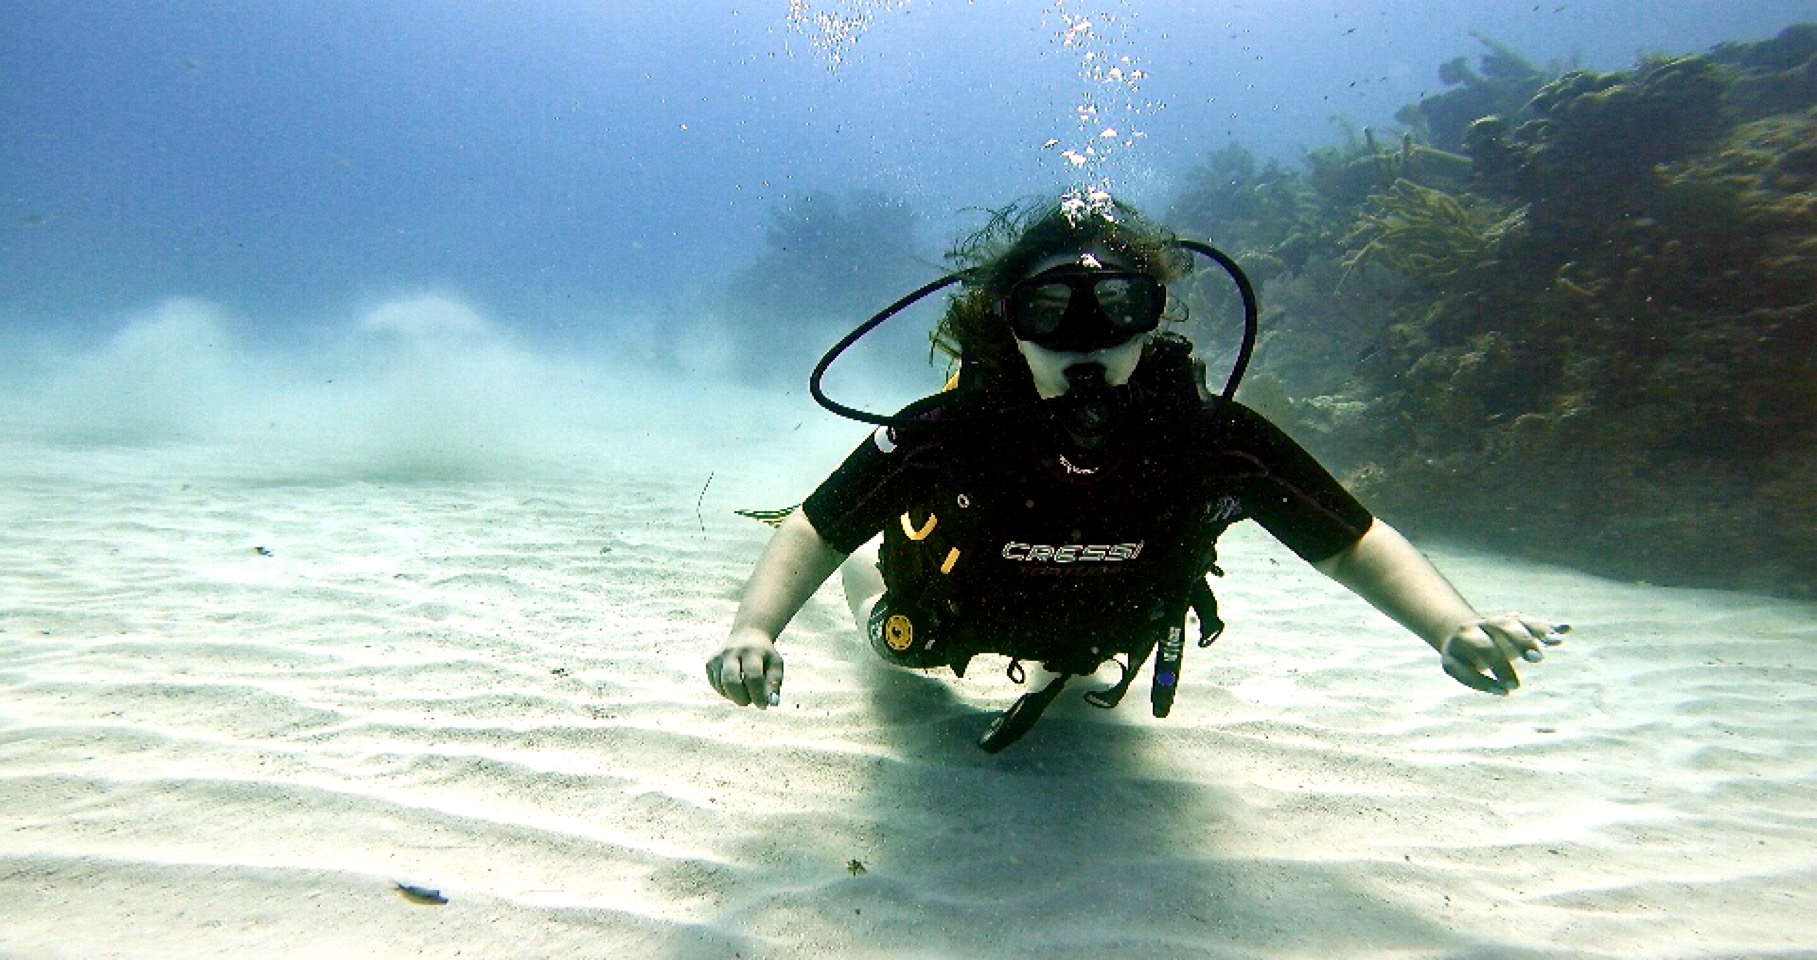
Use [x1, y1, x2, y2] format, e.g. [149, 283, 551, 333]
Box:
[801, 335, 1373, 673]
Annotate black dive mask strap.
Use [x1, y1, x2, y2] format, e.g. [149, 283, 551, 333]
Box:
[808, 239, 1259, 428]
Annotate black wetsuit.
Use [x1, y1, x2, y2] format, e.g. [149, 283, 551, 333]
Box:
[801, 336, 1374, 679]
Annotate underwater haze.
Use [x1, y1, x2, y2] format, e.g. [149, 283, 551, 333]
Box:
[2, 0, 1807, 327]
[4, 0, 1812, 587]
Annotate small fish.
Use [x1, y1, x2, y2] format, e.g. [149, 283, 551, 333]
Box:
[394, 882, 448, 905]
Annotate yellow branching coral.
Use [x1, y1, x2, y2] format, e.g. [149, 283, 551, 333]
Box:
[1338, 179, 1520, 290]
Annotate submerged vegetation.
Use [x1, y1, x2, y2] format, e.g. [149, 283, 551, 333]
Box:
[723, 23, 1816, 595]
[724, 189, 926, 385]
[1338, 179, 1519, 291]
[1171, 24, 1817, 596]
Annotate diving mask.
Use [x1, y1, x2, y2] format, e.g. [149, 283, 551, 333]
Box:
[808, 238, 1256, 429]
[1004, 266, 1167, 352]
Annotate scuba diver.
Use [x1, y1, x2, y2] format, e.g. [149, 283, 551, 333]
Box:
[705, 196, 1567, 752]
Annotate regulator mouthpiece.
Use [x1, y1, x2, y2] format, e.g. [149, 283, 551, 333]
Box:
[1054, 363, 1124, 449]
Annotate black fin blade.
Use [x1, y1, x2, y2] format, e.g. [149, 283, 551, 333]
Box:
[978, 674, 1070, 753]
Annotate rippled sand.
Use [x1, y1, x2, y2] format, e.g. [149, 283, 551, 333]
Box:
[2, 430, 1814, 959]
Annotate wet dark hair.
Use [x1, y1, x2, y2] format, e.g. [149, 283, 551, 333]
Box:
[930, 196, 1186, 375]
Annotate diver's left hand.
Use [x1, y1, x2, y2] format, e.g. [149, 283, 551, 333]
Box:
[1438, 614, 1569, 695]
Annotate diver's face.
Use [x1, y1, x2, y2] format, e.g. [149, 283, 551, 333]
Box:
[1007, 245, 1160, 400]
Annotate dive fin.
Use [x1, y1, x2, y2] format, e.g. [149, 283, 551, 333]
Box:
[734, 505, 798, 528]
[978, 674, 1071, 753]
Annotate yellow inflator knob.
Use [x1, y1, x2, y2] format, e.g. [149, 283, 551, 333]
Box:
[884, 614, 915, 652]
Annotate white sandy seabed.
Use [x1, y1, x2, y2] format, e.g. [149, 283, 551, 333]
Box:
[2, 304, 1815, 960]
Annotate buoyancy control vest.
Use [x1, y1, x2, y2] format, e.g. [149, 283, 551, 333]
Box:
[873, 334, 1235, 750]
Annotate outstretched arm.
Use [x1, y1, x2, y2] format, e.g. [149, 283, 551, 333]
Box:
[706, 509, 847, 709]
[1313, 518, 1567, 694]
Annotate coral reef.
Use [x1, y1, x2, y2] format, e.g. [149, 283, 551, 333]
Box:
[1468, 55, 1729, 237]
[1712, 22, 1817, 120]
[1306, 125, 1475, 213]
[725, 189, 927, 384]
[1171, 24, 1817, 596]
[1338, 179, 1520, 291]
[1401, 33, 1555, 152]
[1170, 145, 1306, 251]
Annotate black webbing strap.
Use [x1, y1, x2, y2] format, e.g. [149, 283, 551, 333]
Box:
[977, 573, 1227, 750]
[1190, 577, 1225, 647]
[1084, 637, 1156, 709]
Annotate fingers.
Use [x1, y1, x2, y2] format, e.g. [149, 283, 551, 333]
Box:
[705, 643, 784, 709]
[705, 654, 744, 706]
[1486, 614, 1545, 667]
[763, 656, 785, 709]
[1440, 625, 1517, 694]
[1441, 651, 1507, 695]
[1483, 627, 1522, 689]
[1440, 614, 1571, 696]
[1479, 612, 1573, 664]
[1512, 613, 1570, 647]
[738, 646, 775, 708]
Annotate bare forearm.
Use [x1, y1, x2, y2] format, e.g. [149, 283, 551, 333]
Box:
[729, 509, 848, 642]
[1313, 518, 1479, 650]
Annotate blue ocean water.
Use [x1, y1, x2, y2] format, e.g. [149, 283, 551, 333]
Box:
[2, 0, 1805, 339]
[5, 8, 1817, 958]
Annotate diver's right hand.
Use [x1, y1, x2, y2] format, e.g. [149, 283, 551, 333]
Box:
[706, 630, 785, 709]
